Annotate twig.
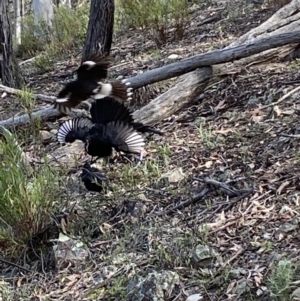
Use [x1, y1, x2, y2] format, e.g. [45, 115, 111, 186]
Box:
[0, 258, 31, 273]
[280, 133, 300, 138]
[260, 85, 300, 109]
[0, 84, 55, 103]
[156, 186, 211, 216]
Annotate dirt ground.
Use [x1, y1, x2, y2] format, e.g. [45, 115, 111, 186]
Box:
[1, 0, 300, 300]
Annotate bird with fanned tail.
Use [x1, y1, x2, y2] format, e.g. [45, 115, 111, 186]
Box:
[56, 97, 162, 163]
[54, 54, 133, 114]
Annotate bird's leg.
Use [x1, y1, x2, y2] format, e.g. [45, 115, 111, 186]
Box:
[134, 151, 144, 168]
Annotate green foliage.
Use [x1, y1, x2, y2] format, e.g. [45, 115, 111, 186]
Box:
[115, 0, 192, 45]
[19, 4, 89, 66]
[0, 129, 61, 254]
[268, 259, 296, 301]
[16, 88, 36, 111]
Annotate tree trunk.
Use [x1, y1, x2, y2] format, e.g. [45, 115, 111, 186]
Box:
[14, 0, 21, 45]
[0, 0, 23, 88]
[31, 0, 54, 37]
[82, 0, 114, 61]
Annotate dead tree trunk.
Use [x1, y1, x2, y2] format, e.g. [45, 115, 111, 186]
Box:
[82, 0, 114, 60]
[0, 0, 23, 87]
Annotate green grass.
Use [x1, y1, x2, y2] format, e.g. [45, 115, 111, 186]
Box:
[0, 128, 61, 256]
[268, 258, 296, 301]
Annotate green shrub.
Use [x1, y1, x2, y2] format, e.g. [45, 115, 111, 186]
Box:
[19, 4, 89, 60]
[0, 128, 61, 255]
[115, 0, 191, 46]
[268, 259, 296, 301]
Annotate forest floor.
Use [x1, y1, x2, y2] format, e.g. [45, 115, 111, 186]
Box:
[1, 0, 300, 300]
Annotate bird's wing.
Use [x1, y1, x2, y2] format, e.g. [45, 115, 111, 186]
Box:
[77, 54, 112, 82]
[57, 117, 93, 143]
[104, 121, 145, 154]
[90, 96, 134, 125]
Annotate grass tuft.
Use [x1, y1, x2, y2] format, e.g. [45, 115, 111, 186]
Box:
[0, 129, 61, 256]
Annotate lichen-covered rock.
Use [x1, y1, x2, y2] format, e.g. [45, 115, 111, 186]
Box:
[190, 244, 219, 268]
[127, 270, 180, 301]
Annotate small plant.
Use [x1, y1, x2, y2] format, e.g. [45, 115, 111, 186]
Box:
[0, 129, 61, 256]
[16, 88, 36, 111]
[197, 121, 219, 149]
[157, 144, 172, 166]
[268, 259, 295, 301]
[33, 53, 54, 73]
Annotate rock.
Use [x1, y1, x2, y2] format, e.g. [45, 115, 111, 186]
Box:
[190, 244, 218, 268]
[186, 293, 203, 301]
[168, 54, 179, 60]
[39, 130, 54, 144]
[47, 140, 84, 169]
[127, 270, 180, 301]
[159, 168, 185, 186]
[291, 287, 300, 300]
[53, 233, 89, 270]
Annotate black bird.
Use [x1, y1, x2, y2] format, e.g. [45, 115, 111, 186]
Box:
[57, 100, 147, 163]
[81, 162, 108, 192]
[88, 97, 163, 136]
[54, 54, 133, 114]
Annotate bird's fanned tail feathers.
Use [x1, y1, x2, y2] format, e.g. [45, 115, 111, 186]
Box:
[105, 121, 145, 154]
[93, 81, 133, 102]
[57, 117, 93, 143]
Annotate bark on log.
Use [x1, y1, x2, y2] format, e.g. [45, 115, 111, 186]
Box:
[1, 30, 300, 128]
[0, 106, 59, 129]
[133, 67, 212, 124]
[228, 0, 300, 63]
[229, 0, 300, 47]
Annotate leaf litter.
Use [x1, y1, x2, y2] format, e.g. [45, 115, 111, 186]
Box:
[1, 0, 300, 300]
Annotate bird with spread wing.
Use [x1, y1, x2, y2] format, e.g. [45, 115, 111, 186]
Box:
[54, 54, 133, 114]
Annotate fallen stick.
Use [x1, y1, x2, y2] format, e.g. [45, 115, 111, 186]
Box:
[0, 84, 55, 103]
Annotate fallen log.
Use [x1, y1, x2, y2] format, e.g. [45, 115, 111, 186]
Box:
[1, 30, 300, 128]
[133, 67, 212, 124]
[228, 0, 300, 64]
[128, 30, 300, 89]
